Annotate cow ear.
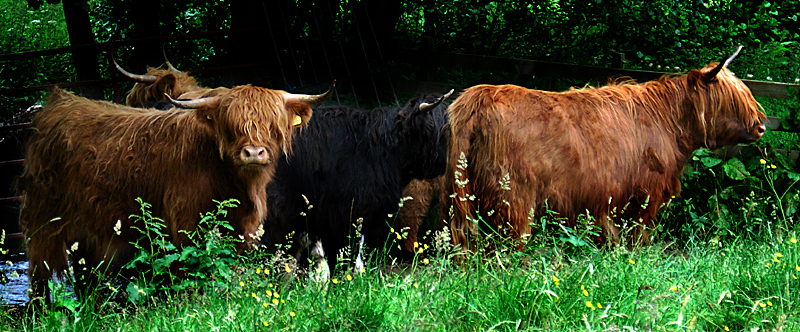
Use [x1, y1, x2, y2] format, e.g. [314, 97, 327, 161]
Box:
[285, 101, 313, 128]
[154, 74, 177, 99]
[687, 69, 705, 90]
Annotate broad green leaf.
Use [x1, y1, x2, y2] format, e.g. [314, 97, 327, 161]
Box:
[701, 156, 723, 168]
[723, 158, 750, 180]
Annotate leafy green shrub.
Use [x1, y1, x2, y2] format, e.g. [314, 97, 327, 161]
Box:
[124, 197, 243, 305]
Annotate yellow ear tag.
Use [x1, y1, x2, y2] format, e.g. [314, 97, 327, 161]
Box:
[206, 115, 212, 121]
[292, 114, 302, 127]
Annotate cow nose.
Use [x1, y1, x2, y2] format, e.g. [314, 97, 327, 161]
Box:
[240, 146, 269, 165]
[756, 124, 766, 135]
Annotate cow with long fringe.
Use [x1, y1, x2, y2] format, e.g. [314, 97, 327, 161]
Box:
[444, 47, 766, 250]
[16, 84, 331, 303]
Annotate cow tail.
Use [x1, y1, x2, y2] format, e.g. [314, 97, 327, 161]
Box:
[444, 88, 486, 252]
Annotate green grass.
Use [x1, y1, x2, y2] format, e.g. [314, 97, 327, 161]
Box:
[2, 228, 798, 331]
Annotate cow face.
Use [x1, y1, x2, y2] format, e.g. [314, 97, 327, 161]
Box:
[688, 48, 766, 149]
[396, 91, 453, 179]
[167, 84, 332, 173]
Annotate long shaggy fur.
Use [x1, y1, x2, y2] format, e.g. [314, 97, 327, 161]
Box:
[444, 62, 765, 250]
[16, 85, 312, 302]
[263, 94, 450, 266]
[394, 176, 445, 253]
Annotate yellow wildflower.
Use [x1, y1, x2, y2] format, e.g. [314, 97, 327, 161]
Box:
[285, 265, 292, 273]
[795, 265, 800, 272]
[265, 269, 270, 275]
[263, 302, 268, 308]
[272, 299, 279, 305]
[266, 290, 272, 297]
[332, 278, 339, 284]
[256, 268, 261, 274]
[390, 228, 394, 233]
[413, 283, 419, 289]
[583, 289, 589, 297]
[597, 302, 602, 309]
[793, 274, 797, 279]
[413, 242, 419, 248]
[263, 322, 269, 327]
[396, 233, 402, 240]
[347, 274, 353, 281]
[759, 302, 766, 308]
[628, 259, 635, 265]
[239, 281, 245, 287]
[790, 237, 797, 244]
[552, 276, 560, 286]
[724, 326, 729, 331]
[328, 304, 333, 308]
[280, 299, 285, 304]
[767, 301, 773, 306]
[585, 301, 595, 310]
[670, 285, 679, 291]
[776, 253, 783, 258]
[274, 292, 280, 298]
[289, 312, 296, 318]
[760, 159, 767, 165]
[423, 258, 430, 265]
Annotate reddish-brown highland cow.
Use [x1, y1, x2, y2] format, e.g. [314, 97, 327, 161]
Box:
[444, 47, 766, 250]
[114, 58, 222, 107]
[16, 84, 331, 303]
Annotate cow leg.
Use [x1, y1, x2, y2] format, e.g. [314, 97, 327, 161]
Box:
[308, 240, 330, 282]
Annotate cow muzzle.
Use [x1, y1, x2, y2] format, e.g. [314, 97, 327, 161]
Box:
[239, 146, 270, 165]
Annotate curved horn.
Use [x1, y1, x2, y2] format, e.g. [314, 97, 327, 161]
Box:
[283, 80, 336, 106]
[165, 93, 219, 109]
[706, 45, 743, 78]
[114, 58, 157, 83]
[419, 89, 455, 112]
[162, 48, 181, 74]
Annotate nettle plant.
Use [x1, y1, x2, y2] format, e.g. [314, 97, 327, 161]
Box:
[125, 198, 243, 304]
[664, 147, 800, 244]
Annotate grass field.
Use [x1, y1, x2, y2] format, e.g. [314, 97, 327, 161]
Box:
[2, 222, 798, 331]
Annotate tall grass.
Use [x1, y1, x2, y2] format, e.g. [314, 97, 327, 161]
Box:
[1, 213, 798, 331]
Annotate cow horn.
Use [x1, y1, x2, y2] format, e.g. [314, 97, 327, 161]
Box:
[283, 80, 336, 106]
[114, 58, 157, 83]
[162, 48, 181, 74]
[165, 93, 219, 109]
[707, 45, 743, 78]
[419, 89, 455, 112]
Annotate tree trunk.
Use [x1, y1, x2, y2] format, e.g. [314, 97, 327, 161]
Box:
[62, 0, 103, 99]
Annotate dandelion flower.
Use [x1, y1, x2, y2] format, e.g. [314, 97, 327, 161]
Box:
[285, 265, 292, 273]
[796, 265, 800, 272]
[256, 268, 261, 274]
[767, 301, 773, 306]
[413, 283, 419, 289]
[274, 292, 280, 298]
[583, 289, 589, 297]
[347, 274, 353, 281]
[390, 228, 395, 233]
[793, 274, 797, 279]
[396, 233, 402, 240]
[776, 253, 783, 258]
[585, 301, 594, 309]
[423, 258, 430, 265]
[263, 302, 268, 308]
[289, 312, 296, 318]
[332, 278, 339, 284]
[670, 285, 679, 291]
[280, 299, 285, 304]
[628, 259, 635, 265]
[724, 326, 729, 331]
[790, 237, 797, 244]
[263, 322, 269, 327]
[760, 159, 767, 165]
[272, 299, 279, 305]
[328, 304, 333, 308]
[413, 242, 419, 248]
[759, 302, 766, 308]
[596, 302, 602, 309]
[239, 281, 245, 287]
